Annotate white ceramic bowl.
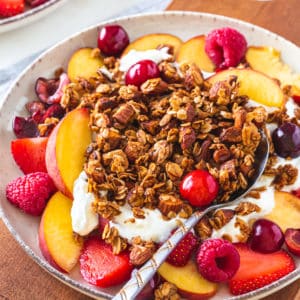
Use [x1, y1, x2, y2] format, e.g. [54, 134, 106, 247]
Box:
[1, 11, 300, 300]
[0, 0, 68, 33]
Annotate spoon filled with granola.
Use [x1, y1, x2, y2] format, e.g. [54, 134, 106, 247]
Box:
[113, 128, 269, 300]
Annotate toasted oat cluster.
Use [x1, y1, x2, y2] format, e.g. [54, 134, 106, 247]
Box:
[61, 50, 267, 252]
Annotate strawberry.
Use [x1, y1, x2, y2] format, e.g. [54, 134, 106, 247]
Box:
[79, 236, 133, 287]
[229, 243, 295, 295]
[292, 95, 300, 105]
[6, 172, 56, 216]
[11, 137, 48, 174]
[166, 232, 198, 267]
[0, 0, 24, 17]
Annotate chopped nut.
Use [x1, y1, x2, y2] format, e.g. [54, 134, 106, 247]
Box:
[124, 141, 145, 162]
[113, 103, 135, 124]
[179, 126, 196, 150]
[130, 244, 155, 266]
[158, 194, 183, 215]
[141, 78, 169, 94]
[213, 148, 231, 164]
[220, 126, 242, 143]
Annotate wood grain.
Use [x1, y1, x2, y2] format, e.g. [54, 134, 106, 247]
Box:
[167, 0, 300, 46]
[1, 1, 300, 299]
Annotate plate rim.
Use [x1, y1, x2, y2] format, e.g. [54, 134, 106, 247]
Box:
[1, 10, 300, 300]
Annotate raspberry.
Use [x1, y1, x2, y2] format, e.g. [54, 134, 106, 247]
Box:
[6, 172, 56, 216]
[205, 27, 247, 70]
[196, 238, 240, 282]
[166, 232, 198, 267]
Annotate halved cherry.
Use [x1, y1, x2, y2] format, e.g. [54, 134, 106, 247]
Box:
[285, 228, 300, 256]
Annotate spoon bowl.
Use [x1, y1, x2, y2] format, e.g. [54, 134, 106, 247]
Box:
[113, 130, 269, 300]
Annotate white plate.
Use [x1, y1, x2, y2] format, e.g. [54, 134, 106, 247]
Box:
[0, 0, 68, 33]
[1, 11, 300, 300]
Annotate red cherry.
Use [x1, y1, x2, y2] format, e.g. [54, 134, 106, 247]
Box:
[292, 95, 300, 105]
[285, 228, 300, 256]
[249, 219, 284, 253]
[98, 25, 129, 56]
[180, 170, 219, 207]
[125, 59, 160, 87]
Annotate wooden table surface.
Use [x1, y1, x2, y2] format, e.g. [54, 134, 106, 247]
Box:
[1, 0, 300, 299]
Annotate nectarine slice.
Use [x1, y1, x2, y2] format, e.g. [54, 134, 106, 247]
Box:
[46, 108, 91, 198]
[265, 191, 300, 232]
[158, 260, 217, 299]
[207, 68, 284, 107]
[176, 35, 215, 72]
[122, 33, 183, 56]
[246, 46, 300, 96]
[67, 47, 103, 82]
[39, 192, 83, 273]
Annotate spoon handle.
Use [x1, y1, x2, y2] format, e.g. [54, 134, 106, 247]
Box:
[112, 210, 205, 300]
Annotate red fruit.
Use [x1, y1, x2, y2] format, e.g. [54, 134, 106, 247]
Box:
[11, 137, 48, 174]
[292, 188, 300, 198]
[292, 95, 300, 105]
[229, 243, 295, 295]
[6, 172, 56, 216]
[42, 103, 65, 121]
[285, 228, 300, 256]
[197, 238, 240, 283]
[205, 27, 247, 70]
[98, 24, 129, 56]
[249, 219, 284, 253]
[13, 116, 39, 138]
[166, 232, 198, 267]
[125, 59, 160, 87]
[26, 0, 48, 7]
[79, 236, 133, 287]
[180, 169, 219, 207]
[0, 0, 24, 17]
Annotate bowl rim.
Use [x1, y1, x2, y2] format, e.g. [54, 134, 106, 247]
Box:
[1, 10, 300, 300]
[0, 0, 66, 26]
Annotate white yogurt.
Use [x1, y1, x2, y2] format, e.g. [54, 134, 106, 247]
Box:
[71, 171, 99, 236]
[246, 99, 279, 114]
[119, 48, 171, 72]
[285, 98, 298, 119]
[110, 204, 183, 243]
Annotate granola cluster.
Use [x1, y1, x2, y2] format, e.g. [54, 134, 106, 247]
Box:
[61, 48, 266, 252]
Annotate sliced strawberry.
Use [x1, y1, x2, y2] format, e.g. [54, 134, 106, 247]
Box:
[11, 137, 48, 174]
[292, 95, 300, 105]
[229, 243, 295, 295]
[0, 0, 24, 17]
[166, 232, 198, 267]
[79, 236, 133, 288]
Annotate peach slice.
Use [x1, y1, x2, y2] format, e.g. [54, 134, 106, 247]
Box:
[39, 191, 83, 273]
[246, 46, 300, 96]
[122, 33, 183, 56]
[67, 47, 103, 82]
[207, 68, 284, 108]
[176, 35, 215, 72]
[46, 108, 91, 198]
[158, 260, 217, 299]
[265, 191, 300, 232]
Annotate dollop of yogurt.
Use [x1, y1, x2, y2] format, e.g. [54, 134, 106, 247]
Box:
[119, 47, 171, 72]
[71, 171, 99, 236]
[110, 204, 183, 243]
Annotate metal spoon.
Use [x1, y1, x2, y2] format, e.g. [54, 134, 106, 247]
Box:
[113, 131, 269, 300]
